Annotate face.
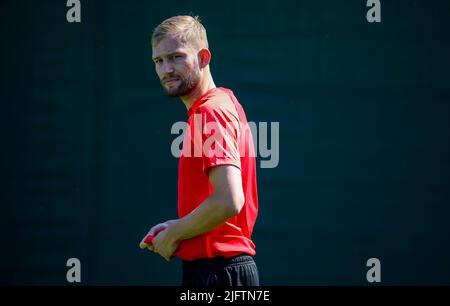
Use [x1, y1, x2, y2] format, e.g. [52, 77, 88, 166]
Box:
[152, 36, 201, 97]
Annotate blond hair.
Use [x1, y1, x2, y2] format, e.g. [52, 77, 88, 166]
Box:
[152, 15, 209, 50]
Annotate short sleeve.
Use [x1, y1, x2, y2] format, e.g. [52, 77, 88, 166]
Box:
[198, 105, 241, 175]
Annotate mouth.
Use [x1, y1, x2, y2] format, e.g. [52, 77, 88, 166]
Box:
[163, 78, 179, 85]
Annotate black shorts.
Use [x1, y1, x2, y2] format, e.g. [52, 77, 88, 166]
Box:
[181, 254, 260, 286]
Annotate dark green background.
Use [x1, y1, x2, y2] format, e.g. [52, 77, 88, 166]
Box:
[1, 0, 450, 285]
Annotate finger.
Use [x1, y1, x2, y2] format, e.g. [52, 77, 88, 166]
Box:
[147, 245, 155, 252]
[149, 223, 168, 236]
[159, 251, 172, 261]
[139, 235, 152, 249]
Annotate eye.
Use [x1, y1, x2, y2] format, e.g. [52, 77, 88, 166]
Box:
[154, 59, 162, 64]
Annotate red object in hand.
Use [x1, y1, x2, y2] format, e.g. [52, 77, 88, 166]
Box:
[143, 234, 154, 245]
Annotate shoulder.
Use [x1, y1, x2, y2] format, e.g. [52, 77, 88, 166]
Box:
[196, 89, 239, 122]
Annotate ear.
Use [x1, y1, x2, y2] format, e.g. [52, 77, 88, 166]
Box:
[198, 49, 211, 69]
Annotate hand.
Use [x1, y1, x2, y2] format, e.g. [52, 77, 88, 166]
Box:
[152, 223, 180, 261]
[139, 222, 170, 251]
[140, 220, 179, 260]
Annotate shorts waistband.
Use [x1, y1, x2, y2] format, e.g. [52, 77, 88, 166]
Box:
[182, 254, 254, 271]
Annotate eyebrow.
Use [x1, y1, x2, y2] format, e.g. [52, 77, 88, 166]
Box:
[152, 51, 184, 61]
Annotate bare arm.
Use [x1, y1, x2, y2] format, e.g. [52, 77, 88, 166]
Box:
[172, 164, 245, 241]
[146, 165, 244, 260]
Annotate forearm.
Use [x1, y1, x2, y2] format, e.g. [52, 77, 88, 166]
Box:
[171, 194, 238, 242]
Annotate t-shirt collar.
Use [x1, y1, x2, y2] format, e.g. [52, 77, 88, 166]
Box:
[187, 87, 221, 117]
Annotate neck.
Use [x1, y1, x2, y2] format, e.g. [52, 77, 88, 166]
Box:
[180, 72, 216, 111]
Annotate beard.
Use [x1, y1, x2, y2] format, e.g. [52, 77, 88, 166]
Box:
[161, 70, 201, 97]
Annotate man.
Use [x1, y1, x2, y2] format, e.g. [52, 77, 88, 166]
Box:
[140, 15, 259, 286]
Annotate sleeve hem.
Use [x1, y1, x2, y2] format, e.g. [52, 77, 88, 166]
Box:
[203, 160, 241, 176]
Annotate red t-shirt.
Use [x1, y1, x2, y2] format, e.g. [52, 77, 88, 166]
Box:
[175, 87, 258, 261]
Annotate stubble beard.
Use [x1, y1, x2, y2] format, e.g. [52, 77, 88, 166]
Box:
[162, 70, 201, 98]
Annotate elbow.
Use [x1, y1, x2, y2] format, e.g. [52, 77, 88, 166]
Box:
[222, 191, 245, 217]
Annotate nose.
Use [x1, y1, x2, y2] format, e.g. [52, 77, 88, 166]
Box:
[160, 61, 174, 74]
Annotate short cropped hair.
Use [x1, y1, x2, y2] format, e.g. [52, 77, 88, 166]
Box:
[152, 15, 209, 50]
